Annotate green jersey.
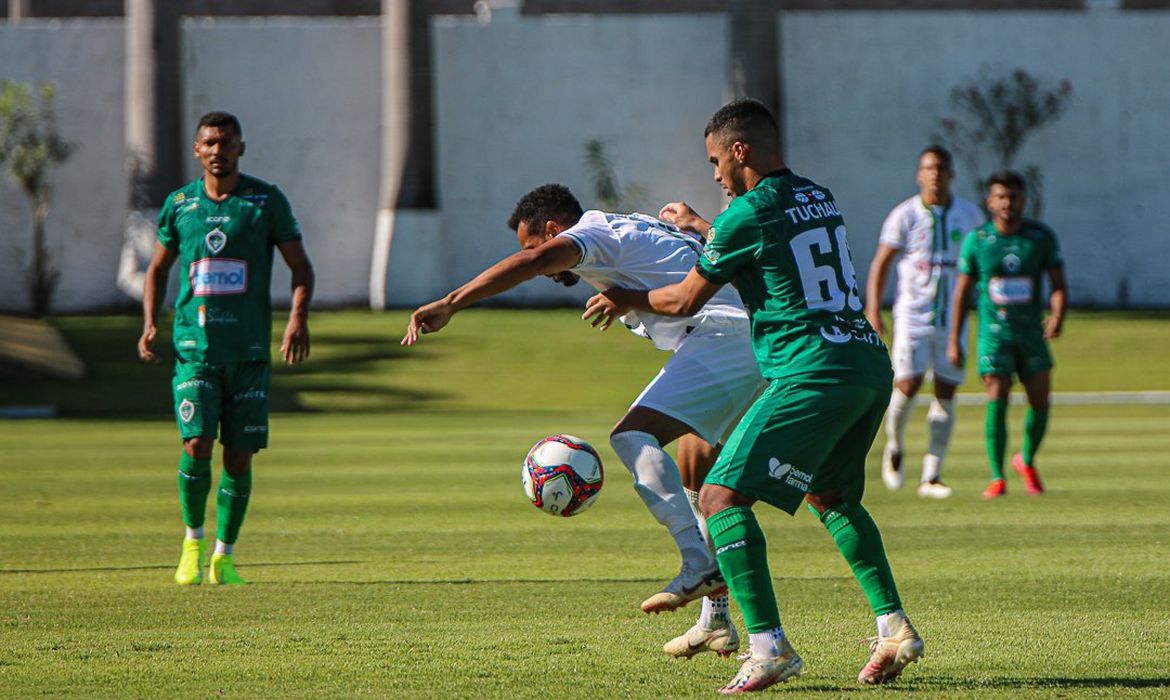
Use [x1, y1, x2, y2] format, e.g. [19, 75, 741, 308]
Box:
[957, 219, 1062, 338]
[696, 170, 890, 387]
[158, 174, 302, 363]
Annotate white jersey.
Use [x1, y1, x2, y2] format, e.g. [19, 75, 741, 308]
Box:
[879, 195, 985, 335]
[562, 210, 749, 351]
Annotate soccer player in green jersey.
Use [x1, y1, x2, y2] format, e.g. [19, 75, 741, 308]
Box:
[948, 170, 1066, 500]
[584, 99, 923, 692]
[138, 111, 315, 585]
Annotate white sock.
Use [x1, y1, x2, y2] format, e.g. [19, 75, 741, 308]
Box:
[214, 540, 232, 555]
[185, 526, 204, 540]
[698, 595, 731, 629]
[610, 431, 712, 567]
[923, 398, 955, 482]
[876, 609, 905, 638]
[885, 388, 916, 453]
[749, 627, 784, 658]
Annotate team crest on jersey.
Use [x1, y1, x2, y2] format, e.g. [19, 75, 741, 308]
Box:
[179, 399, 196, 423]
[794, 192, 809, 203]
[1003, 253, 1021, 272]
[205, 228, 227, 255]
[810, 189, 826, 201]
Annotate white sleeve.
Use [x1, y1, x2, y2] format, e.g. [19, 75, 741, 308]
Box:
[562, 218, 622, 273]
[877, 204, 908, 250]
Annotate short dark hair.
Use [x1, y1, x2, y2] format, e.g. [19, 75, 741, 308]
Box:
[507, 184, 584, 232]
[919, 144, 953, 172]
[704, 98, 779, 150]
[196, 111, 242, 137]
[987, 169, 1026, 192]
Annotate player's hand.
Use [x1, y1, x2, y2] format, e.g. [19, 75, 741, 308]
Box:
[658, 202, 711, 238]
[138, 323, 159, 363]
[1044, 315, 1063, 340]
[947, 340, 964, 368]
[281, 314, 311, 364]
[401, 301, 452, 346]
[582, 291, 627, 331]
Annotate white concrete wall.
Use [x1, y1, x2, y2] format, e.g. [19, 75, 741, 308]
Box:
[0, 8, 1167, 313]
[0, 21, 125, 314]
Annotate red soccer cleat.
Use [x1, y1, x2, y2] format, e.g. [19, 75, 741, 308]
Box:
[1012, 454, 1045, 496]
[982, 478, 1007, 500]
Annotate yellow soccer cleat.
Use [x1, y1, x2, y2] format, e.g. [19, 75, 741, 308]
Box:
[174, 537, 206, 586]
[208, 553, 248, 586]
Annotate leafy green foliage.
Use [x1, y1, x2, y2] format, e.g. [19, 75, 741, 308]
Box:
[0, 80, 74, 316]
[0, 81, 72, 197]
[582, 138, 648, 213]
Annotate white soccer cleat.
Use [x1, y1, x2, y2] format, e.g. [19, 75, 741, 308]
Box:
[881, 446, 905, 491]
[663, 618, 740, 659]
[641, 562, 727, 614]
[858, 611, 924, 685]
[917, 480, 953, 499]
[718, 639, 804, 694]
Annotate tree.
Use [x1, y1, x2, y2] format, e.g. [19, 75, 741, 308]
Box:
[935, 67, 1073, 217]
[583, 139, 647, 213]
[0, 81, 73, 317]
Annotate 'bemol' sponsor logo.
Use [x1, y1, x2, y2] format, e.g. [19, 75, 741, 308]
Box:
[190, 258, 248, 296]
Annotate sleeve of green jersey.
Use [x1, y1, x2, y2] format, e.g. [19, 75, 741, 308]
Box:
[156, 194, 178, 250]
[696, 202, 759, 285]
[268, 187, 303, 244]
[957, 230, 979, 279]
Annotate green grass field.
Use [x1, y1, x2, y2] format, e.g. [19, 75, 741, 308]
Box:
[2, 310, 1168, 698]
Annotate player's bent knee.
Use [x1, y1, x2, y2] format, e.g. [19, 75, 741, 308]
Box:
[805, 490, 843, 514]
[183, 437, 215, 460]
[698, 483, 752, 519]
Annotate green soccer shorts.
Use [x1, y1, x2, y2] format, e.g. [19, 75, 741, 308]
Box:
[705, 378, 888, 514]
[977, 331, 1053, 380]
[172, 358, 270, 451]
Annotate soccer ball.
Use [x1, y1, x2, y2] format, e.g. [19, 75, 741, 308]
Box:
[521, 434, 604, 517]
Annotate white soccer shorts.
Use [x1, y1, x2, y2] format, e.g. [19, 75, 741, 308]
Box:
[631, 329, 765, 447]
[891, 327, 966, 386]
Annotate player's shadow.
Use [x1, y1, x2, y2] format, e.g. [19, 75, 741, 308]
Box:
[3, 317, 456, 416]
[0, 560, 365, 575]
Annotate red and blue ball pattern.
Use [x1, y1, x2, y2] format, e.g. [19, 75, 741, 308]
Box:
[522, 434, 604, 517]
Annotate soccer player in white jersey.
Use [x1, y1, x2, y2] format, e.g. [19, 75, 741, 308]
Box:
[403, 184, 765, 658]
[865, 146, 985, 498]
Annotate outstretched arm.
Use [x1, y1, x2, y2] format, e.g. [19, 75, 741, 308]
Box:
[138, 242, 178, 363]
[277, 239, 315, 364]
[582, 268, 723, 331]
[1045, 266, 1067, 340]
[402, 235, 582, 346]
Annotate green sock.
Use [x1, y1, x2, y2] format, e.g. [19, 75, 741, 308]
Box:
[1022, 408, 1049, 466]
[808, 502, 902, 615]
[216, 470, 252, 545]
[985, 398, 1008, 480]
[706, 506, 781, 634]
[177, 453, 212, 529]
